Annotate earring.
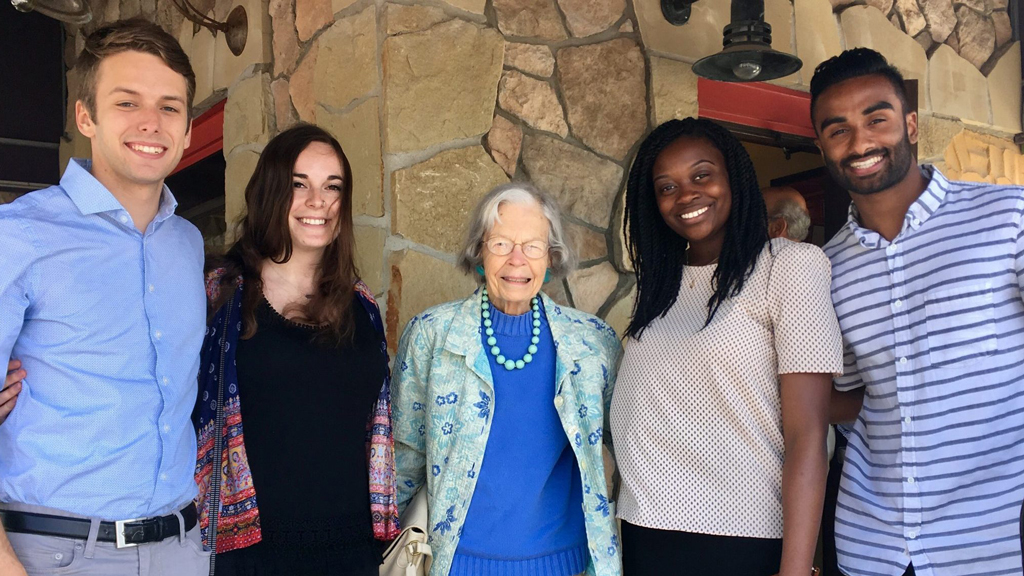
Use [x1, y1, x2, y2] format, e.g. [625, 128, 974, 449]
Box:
[544, 269, 551, 283]
[476, 265, 485, 276]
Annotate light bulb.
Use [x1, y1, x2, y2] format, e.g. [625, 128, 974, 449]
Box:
[732, 60, 762, 81]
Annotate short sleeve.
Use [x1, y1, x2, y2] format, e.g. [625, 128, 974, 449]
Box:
[833, 341, 865, 391]
[767, 242, 844, 376]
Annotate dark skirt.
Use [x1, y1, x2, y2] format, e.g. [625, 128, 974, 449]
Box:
[621, 521, 783, 576]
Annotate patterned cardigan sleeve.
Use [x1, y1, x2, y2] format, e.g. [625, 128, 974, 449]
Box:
[391, 314, 432, 513]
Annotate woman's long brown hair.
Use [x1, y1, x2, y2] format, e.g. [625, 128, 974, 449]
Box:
[209, 123, 358, 343]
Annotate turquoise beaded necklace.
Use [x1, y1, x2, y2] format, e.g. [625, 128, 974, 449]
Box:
[481, 288, 541, 371]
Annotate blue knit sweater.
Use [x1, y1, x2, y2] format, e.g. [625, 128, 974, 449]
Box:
[448, 302, 589, 576]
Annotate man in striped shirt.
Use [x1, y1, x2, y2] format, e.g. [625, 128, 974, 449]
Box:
[811, 48, 1024, 576]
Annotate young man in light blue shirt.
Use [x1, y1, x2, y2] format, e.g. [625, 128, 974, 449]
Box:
[0, 19, 209, 576]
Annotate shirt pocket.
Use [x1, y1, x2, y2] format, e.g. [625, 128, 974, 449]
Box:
[924, 284, 997, 367]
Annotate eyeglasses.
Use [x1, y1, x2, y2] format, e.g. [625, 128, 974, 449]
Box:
[483, 237, 549, 259]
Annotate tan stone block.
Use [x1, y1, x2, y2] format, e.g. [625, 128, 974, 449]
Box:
[486, 115, 523, 176]
[989, 0, 1010, 10]
[566, 262, 620, 315]
[565, 220, 608, 263]
[192, 27, 216, 105]
[929, 43, 990, 123]
[176, 19, 193, 62]
[993, 11, 1012, 48]
[921, 0, 956, 43]
[104, 0, 120, 22]
[383, 19, 504, 153]
[959, 171, 988, 183]
[556, 0, 625, 37]
[989, 144, 1006, 180]
[610, 185, 631, 273]
[764, 0, 800, 87]
[602, 285, 634, 339]
[1005, 149, 1020, 185]
[840, 6, 928, 109]
[214, 0, 268, 88]
[988, 43, 1022, 134]
[943, 135, 962, 174]
[917, 114, 964, 161]
[650, 56, 699, 126]
[958, 0, 985, 11]
[954, 5, 995, 69]
[521, 133, 623, 228]
[271, 77, 298, 130]
[270, 0, 301, 75]
[895, 0, 927, 37]
[635, 0, 727, 61]
[156, 0, 185, 39]
[386, 249, 479, 348]
[391, 146, 509, 253]
[224, 149, 261, 230]
[296, 0, 333, 42]
[504, 42, 555, 77]
[316, 98, 385, 217]
[865, 0, 894, 14]
[290, 42, 318, 122]
[795, 0, 843, 86]
[558, 38, 647, 160]
[383, 3, 449, 35]
[497, 71, 568, 137]
[542, 278, 571, 307]
[223, 72, 270, 154]
[333, 0, 359, 13]
[493, 0, 568, 40]
[619, 20, 634, 33]
[439, 0, 486, 14]
[354, 225, 387, 294]
[314, 6, 378, 112]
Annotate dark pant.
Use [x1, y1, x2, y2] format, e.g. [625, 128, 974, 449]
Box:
[822, 433, 847, 576]
[621, 520, 782, 576]
[903, 565, 915, 576]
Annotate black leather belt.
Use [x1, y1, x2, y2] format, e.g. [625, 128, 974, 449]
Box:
[0, 503, 198, 549]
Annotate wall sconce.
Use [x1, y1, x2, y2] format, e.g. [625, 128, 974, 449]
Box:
[661, 0, 699, 26]
[692, 0, 802, 82]
[171, 0, 248, 56]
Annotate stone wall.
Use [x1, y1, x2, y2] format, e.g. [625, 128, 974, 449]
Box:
[57, 0, 1023, 348]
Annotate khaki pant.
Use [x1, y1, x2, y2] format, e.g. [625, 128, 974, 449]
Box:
[2, 502, 210, 576]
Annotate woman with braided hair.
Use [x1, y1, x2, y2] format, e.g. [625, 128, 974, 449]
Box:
[609, 118, 843, 576]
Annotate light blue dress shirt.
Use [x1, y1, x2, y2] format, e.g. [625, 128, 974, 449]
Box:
[0, 159, 206, 520]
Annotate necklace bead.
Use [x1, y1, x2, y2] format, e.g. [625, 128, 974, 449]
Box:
[481, 288, 541, 371]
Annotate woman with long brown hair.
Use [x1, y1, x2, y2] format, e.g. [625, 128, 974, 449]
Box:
[194, 124, 398, 576]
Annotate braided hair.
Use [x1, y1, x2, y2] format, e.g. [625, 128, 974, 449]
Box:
[624, 118, 769, 339]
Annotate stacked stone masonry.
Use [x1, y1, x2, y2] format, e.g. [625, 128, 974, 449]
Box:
[56, 0, 1022, 347]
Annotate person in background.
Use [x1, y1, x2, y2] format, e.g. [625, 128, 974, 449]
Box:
[813, 48, 1024, 576]
[0, 18, 209, 576]
[391, 182, 622, 576]
[763, 186, 811, 242]
[195, 123, 397, 576]
[611, 118, 843, 576]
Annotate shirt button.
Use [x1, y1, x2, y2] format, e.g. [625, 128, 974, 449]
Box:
[907, 476, 915, 484]
[163, 424, 171, 433]
[148, 284, 155, 293]
[554, 396, 564, 408]
[908, 531, 918, 539]
[887, 243, 898, 254]
[900, 357, 907, 364]
[162, 377, 170, 385]
[154, 330, 162, 340]
[119, 215, 128, 224]
[894, 299, 902, 308]
[160, 473, 168, 481]
[54, 553, 63, 561]
[904, 416, 912, 424]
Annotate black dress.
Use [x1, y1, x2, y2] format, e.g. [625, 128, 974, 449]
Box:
[215, 298, 387, 576]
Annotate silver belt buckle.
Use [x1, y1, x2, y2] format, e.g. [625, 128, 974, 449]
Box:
[114, 517, 145, 549]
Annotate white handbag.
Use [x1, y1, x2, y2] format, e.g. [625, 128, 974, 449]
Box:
[380, 489, 432, 576]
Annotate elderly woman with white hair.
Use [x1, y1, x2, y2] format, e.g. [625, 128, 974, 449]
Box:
[391, 182, 623, 576]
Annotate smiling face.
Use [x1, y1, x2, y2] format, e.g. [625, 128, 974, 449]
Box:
[813, 74, 917, 197]
[653, 136, 732, 260]
[287, 142, 345, 256]
[481, 201, 551, 316]
[76, 50, 192, 196]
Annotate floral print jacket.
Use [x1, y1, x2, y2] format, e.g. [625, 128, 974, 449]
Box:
[392, 289, 624, 576]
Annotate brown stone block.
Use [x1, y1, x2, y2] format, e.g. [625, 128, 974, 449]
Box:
[497, 71, 568, 137]
[223, 73, 270, 154]
[865, 0, 894, 14]
[895, 0, 927, 36]
[649, 56, 699, 127]
[543, 278, 571, 307]
[988, 144, 1006, 180]
[929, 44, 990, 123]
[295, 0, 333, 42]
[192, 26, 216, 105]
[610, 185, 631, 273]
[214, 0, 267, 89]
[386, 249, 478, 350]
[353, 225, 387, 294]
[270, 77, 298, 130]
[383, 19, 504, 153]
[954, 5, 995, 69]
[556, 0, 625, 37]
[521, 133, 624, 228]
[989, 44, 1022, 133]
[794, 0, 843, 86]
[486, 114, 524, 177]
[557, 38, 647, 160]
[493, 0, 568, 40]
[917, 114, 964, 161]
[566, 262, 620, 315]
[438, 0, 486, 14]
[270, 0, 301, 76]
[565, 220, 608, 263]
[602, 284, 634, 338]
[383, 3, 449, 35]
[314, 6, 378, 112]
[391, 146, 509, 253]
[224, 149, 261, 231]
[921, 0, 956, 43]
[290, 42, 318, 122]
[841, 6, 928, 108]
[993, 10, 1012, 48]
[316, 98, 385, 217]
[503, 42, 555, 77]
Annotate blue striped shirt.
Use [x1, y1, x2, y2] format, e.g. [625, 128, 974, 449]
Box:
[825, 166, 1024, 576]
[0, 159, 206, 519]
